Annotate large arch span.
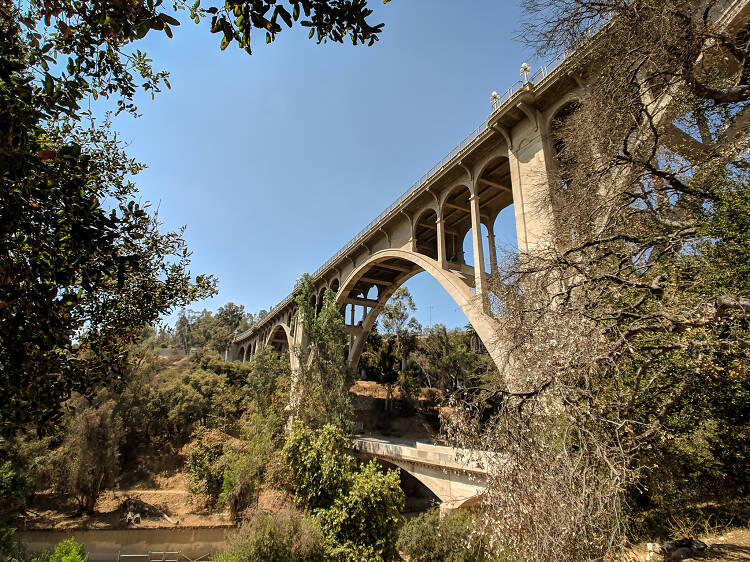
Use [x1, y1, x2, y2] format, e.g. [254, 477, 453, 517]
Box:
[335, 248, 503, 370]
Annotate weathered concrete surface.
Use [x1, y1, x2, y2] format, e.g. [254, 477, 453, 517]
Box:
[17, 526, 231, 561]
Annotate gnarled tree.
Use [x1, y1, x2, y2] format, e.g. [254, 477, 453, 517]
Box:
[445, 1, 750, 559]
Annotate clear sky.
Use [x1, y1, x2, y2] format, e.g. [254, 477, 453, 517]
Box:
[110, 0, 541, 330]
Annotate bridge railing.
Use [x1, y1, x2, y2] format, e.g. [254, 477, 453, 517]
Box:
[235, 53, 568, 343]
[311, 52, 567, 280]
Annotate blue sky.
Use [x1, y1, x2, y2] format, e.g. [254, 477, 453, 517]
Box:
[111, 0, 539, 330]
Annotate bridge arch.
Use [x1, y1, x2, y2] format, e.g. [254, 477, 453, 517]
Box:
[440, 183, 473, 264]
[336, 248, 503, 370]
[353, 439, 487, 509]
[474, 149, 509, 187]
[266, 322, 293, 357]
[546, 94, 583, 134]
[413, 208, 439, 260]
[370, 458, 441, 511]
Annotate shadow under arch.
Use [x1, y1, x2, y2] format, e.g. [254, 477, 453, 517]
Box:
[266, 322, 294, 359]
[335, 249, 503, 371]
[368, 457, 441, 512]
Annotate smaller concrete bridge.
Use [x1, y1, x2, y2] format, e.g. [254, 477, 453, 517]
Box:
[352, 437, 487, 512]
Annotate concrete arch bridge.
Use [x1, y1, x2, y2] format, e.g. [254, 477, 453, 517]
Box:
[228, 0, 750, 510]
[230, 0, 750, 372]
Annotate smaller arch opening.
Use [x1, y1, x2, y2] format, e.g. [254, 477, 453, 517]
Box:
[370, 458, 441, 514]
[462, 222, 492, 274]
[268, 325, 290, 357]
[414, 209, 438, 260]
[316, 287, 326, 314]
[441, 185, 473, 265]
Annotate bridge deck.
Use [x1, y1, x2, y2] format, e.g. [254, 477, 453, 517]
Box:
[351, 436, 486, 475]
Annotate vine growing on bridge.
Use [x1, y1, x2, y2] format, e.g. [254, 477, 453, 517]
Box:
[292, 274, 352, 429]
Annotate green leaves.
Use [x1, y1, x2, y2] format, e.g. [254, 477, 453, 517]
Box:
[159, 13, 181, 26]
[0, 26, 216, 436]
[197, 0, 385, 53]
[284, 422, 404, 560]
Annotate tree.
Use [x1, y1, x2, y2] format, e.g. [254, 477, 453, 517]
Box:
[283, 422, 404, 561]
[2, 0, 386, 435]
[214, 508, 325, 562]
[283, 422, 353, 512]
[244, 345, 291, 415]
[48, 538, 87, 562]
[412, 325, 494, 393]
[397, 508, 496, 562]
[376, 287, 421, 409]
[55, 394, 124, 513]
[445, 1, 750, 558]
[0, 21, 216, 436]
[293, 275, 352, 428]
[318, 460, 403, 562]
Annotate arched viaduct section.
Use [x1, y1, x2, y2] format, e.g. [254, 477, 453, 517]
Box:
[335, 249, 503, 370]
[231, 66, 564, 369]
[229, 0, 750, 373]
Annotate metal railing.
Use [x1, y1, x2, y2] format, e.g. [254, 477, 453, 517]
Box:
[116, 552, 210, 562]
[236, 53, 568, 342]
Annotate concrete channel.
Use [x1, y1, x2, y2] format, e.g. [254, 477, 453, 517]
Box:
[17, 526, 232, 561]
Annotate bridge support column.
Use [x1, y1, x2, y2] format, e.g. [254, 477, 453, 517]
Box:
[486, 225, 498, 276]
[507, 125, 555, 254]
[436, 215, 447, 269]
[469, 193, 488, 308]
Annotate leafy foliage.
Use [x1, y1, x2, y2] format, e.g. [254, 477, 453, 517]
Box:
[151, 367, 242, 438]
[185, 429, 227, 505]
[54, 395, 124, 513]
[412, 325, 495, 394]
[0, 524, 20, 560]
[0, 461, 33, 519]
[282, 422, 404, 561]
[293, 275, 352, 428]
[214, 508, 324, 562]
[48, 538, 87, 562]
[218, 412, 282, 519]
[175, 304, 254, 355]
[318, 460, 403, 562]
[243, 346, 291, 415]
[0, 20, 216, 437]
[397, 508, 497, 562]
[283, 422, 353, 511]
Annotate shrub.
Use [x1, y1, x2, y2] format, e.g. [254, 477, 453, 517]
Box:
[56, 397, 123, 513]
[283, 422, 353, 511]
[213, 508, 324, 562]
[0, 461, 32, 518]
[218, 412, 283, 518]
[0, 524, 20, 560]
[152, 368, 241, 439]
[264, 449, 293, 493]
[185, 429, 227, 506]
[397, 508, 496, 562]
[218, 451, 261, 520]
[49, 538, 86, 562]
[244, 347, 291, 414]
[318, 460, 404, 562]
